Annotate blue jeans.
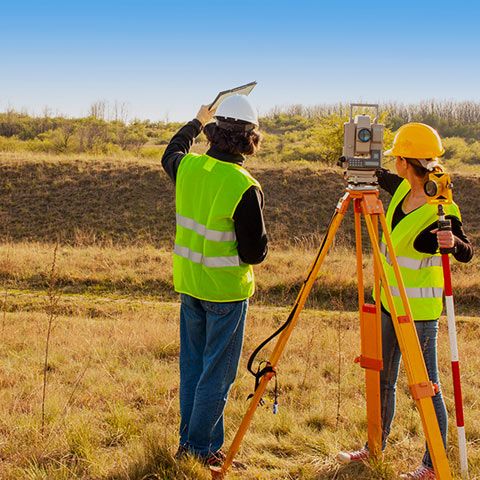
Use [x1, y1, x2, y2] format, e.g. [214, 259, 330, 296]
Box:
[179, 293, 248, 457]
[376, 310, 447, 468]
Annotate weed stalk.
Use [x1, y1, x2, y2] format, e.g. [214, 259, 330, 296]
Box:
[41, 242, 61, 434]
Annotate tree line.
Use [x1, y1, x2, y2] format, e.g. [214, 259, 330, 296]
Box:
[0, 100, 479, 165]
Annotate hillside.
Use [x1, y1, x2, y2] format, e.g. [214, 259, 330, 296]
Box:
[0, 153, 479, 248]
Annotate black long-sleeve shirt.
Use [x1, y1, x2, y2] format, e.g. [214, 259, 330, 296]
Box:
[376, 169, 473, 262]
[162, 119, 268, 265]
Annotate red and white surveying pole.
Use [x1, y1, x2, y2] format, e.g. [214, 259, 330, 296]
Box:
[438, 204, 469, 479]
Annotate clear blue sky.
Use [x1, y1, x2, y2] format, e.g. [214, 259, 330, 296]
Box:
[1, 0, 479, 121]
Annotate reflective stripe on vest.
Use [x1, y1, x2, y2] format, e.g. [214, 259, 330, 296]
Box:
[176, 213, 237, 242]
[174, 244, 240, 268]
[380, 242, 443, 269]
[389, 285, 444, 298]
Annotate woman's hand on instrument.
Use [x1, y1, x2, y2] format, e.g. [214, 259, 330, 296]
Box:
[431, 229, 455, 249]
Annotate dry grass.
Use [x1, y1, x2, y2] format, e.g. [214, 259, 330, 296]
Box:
[0, 293, 478, 479]
[0, 242, 478, 315]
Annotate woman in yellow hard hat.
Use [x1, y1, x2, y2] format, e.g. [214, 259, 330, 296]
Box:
[337, 123, 474, 479]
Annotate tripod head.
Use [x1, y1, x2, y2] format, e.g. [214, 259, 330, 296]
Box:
[338, 103, 384, 190]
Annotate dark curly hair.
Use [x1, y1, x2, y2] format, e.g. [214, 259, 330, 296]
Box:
[204, 121, 261, 156]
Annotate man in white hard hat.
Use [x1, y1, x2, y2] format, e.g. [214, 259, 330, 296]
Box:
[162, 95, 267, 468]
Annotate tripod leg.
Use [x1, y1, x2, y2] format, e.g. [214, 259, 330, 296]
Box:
[354, 200, 382, 458]
[362, 209, 452, 480]
[371, 215, 383, 454]
[211, 197, 350, 479]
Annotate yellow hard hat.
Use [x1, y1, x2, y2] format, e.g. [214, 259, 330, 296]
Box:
[384, 122, 445, 159]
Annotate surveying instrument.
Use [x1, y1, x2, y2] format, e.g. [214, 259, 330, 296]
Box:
[210, 104, 453, 479]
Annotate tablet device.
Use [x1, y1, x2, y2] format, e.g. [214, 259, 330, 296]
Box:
[209, 81, 257, 110]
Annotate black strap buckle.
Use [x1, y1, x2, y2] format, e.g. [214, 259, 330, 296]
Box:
[246, 361, 279, 413]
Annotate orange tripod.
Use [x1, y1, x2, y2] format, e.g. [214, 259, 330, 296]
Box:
[210, 187, 452, 479]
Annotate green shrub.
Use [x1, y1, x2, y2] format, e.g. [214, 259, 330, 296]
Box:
[0, 135, 26, 152]
[444, 137, 480, 165]
[139, 146, 164, 159]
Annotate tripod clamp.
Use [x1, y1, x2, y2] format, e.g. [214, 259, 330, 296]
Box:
[247, 361, 279, 414]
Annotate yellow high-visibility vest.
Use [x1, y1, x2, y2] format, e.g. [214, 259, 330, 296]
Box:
[173, 153, 260, 301]
[380, 179, 461, 320]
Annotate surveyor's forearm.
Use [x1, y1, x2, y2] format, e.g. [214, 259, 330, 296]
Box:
[453, 236, 474, 263]
[234, 187, 268, 265]
[413, 218, 474, 262]
[238, 239, 268, 265]
[161, 119, 202, 182]
[376, 168, 403, 195]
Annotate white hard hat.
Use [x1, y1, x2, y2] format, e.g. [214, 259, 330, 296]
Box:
[215, 94, 259, 126]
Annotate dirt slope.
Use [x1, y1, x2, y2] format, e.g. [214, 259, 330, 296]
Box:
[0, 156, 478, 248]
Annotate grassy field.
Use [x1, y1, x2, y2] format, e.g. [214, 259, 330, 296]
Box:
[0, 291, 479, 479]
[0, 242, 478, 314]
[0, 242, 477, 479]
[0, 151, 478, 478]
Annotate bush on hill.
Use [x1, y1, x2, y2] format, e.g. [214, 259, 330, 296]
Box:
[443, 137, 480, 165]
